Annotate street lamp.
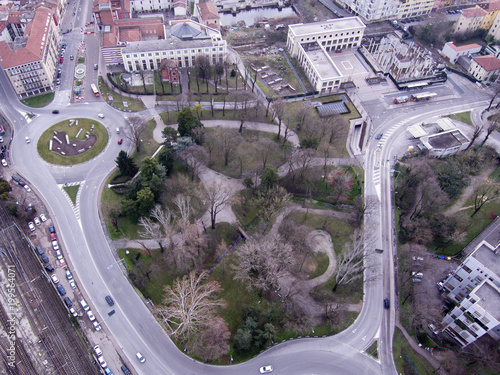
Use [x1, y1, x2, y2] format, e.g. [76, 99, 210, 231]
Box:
[106, 258, 128, 271]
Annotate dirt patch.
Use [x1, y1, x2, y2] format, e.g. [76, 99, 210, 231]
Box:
[51, 131, 97, 156]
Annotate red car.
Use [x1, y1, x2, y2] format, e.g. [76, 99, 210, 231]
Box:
[50, 233, 56, 241]
[118, 138, 123, 145]
[60, 57, 64, 63]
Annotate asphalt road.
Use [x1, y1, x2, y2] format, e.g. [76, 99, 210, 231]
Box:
[0, 6, 495, 373]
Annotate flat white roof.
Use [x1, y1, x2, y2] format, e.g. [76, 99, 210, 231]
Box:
[289, 17, 365, 37]
[436, 117, 456, 131]
[407, 124, 428, 138]
[305, 48, 341, 80]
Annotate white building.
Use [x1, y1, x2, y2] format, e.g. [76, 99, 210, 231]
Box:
[130, 0, 172, 12]
[338, 0, 399, 21]
[397, 0, 434, 20]
[419, 128, 470, 158]
[441, 42, 482, 64]
[286, 17, 365, 93]
[441, 217, 500, 347]
[121, 20, 226, 71]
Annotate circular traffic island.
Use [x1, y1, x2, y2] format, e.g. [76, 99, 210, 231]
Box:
[37, 118, 109, 165]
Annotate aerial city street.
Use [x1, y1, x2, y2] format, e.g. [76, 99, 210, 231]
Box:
[0, 0, 499, 374]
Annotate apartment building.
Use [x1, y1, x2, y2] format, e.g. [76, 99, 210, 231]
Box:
[194, 1, 220, 29]
[130, 0, 172, 12]
[121, 20, 226, 71]
[338, 0, 399, 21]
[0, 6, 60, 97]
[441, 217, 500, 347]
[453, 5, 487, 34]
[440, 42, 482, 64]
[397, 0, 434, 20]
[468, 54, 500, 82]
[286, 17, 365, 93]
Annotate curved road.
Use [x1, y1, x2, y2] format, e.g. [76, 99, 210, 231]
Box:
[0, 28, 492, 373]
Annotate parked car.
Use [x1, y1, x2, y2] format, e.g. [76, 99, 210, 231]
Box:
[44, 264, 54, 273]
[412, 272, 423, 278]
[56, 250, 63, 260]
[58, 258, 66, 267]
[50, 233, 56, 241]
[93, 321, 101, 331]
[65, 270, 73, 280]
[121, 365, 132, 375]
[64, 297, 72, 307]
[98, 356, 107, 368]
[1, 159, 8, 167]
[69, 307, 77, 317]
[40, 214, 47, 222]
[52, 240, 59, 250]
[118, 138, 123, 145]
[28, 222, 35, 231]
[34, 217, 41, 226]
[105, 295, 114, 306]
[51, 274, 59, 284]
[24, 184, 31, 192]
[49, 225, 56, 233]
[36, 246, 44, 255]
[87, 310, 96, 321]
[41, 254, 49, 263]
[94, 345, 102, 356]
[57, 284, 66, 296]
[104, 368, 114, 375]
[69, 280, 76, 289]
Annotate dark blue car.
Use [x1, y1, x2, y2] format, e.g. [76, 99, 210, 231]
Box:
[36, 246, 44, 255]
[57, 285, 66, 296]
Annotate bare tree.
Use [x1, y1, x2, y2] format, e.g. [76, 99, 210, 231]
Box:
[466, 126, 483, 150]
[126, 116, 144, 153]
[138, 69, 149, 93]
[481, 120, 498, 146]
[471, 184, 499, 217]
[138, 216, 165, 253]
[271, 98, 286, 140]
[158, 270, 226, 338]
[486, 87, 500, 111]
[255, 137, 278, 170]
[204, 131, 217, 166]
[203, 180, 232, 229]
[180, 145, 208, 181]
[332, 229, 371, 292]
[296, 102, 313, 131]
[186, 317, 230, 362]
[233, 234, 294, 294]
[174, 194, 192, 233]
[217, 128, 243, 166]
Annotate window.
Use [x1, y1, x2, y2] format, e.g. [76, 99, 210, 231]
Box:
[454, 274, 463, 282]
[462, 265, 472, 273]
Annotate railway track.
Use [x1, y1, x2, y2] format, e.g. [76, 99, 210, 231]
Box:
[0, 202, 99, 375]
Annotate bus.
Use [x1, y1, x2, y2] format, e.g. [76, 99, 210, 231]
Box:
[90, 83, 100, 97]
[410, 92, 437, 101]
[393, 96, 409, 104]
[406, 82, 428, 89]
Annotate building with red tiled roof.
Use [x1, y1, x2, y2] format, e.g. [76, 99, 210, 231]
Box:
[195, 1, 220, 29]
[453, 5, 487, 35]
[0, 6, 60, 97]
[469, 55, 500, 82]
[441, 42, 482, 64]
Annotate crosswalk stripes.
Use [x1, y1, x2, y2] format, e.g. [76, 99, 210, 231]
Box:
[59, 181, 84, 220]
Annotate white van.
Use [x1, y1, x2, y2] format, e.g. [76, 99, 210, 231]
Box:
[80, 299, 90, 312]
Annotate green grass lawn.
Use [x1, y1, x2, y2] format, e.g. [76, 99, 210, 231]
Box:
[21, 92, 54, 108]
[366, 340, 378, 359]
[446, 111, 473, 126]
[98, 76, 146, 112]
[489, 165, 500, 182]
[159, 108, 275, 126]
[393, 328, 434, 375]
[306, 252, 330, 279]
[118, 248, 173, 304]
[36, 118, 108, 165]
[131, 118, 161, 165]
[63, 185, 79, 205]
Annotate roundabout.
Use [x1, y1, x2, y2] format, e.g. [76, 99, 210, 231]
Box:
[36, 118, 109, 165]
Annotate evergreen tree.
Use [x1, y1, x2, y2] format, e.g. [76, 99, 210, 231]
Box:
[115, 150, 138, 176]
[177, 106, 202, 137]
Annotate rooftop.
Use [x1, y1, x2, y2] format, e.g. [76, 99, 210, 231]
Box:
[475, 282, 500, 321]
[426, 129, 469, 149]
[304, 47, 341, 80]
[472, 243, 500, 277]
[461, 5, 487, 18]
[473, 55, 500, 71]
[289, 17, 365, 37]
[445, 42, 482, 52]
[122, 36, 215, 54]
[197, 1, 220, 20]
